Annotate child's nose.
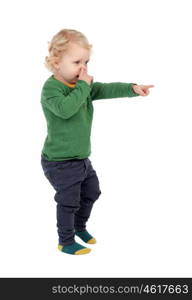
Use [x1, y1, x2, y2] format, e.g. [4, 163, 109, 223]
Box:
[80, 64, 87, 71]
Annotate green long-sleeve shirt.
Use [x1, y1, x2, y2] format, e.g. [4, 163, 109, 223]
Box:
[41, 75, 139, 161]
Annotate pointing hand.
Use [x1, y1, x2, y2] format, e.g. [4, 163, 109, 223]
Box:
[132, 84, 154, 96]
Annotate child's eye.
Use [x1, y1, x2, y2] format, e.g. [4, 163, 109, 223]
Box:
[74, 61, 89, 64]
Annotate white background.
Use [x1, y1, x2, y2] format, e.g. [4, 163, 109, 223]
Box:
[0, 0, 192, 277]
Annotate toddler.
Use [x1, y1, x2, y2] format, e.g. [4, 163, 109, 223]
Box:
[40, 29, 154, 255]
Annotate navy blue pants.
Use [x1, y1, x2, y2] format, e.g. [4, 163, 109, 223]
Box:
[41, 155, 101, 245]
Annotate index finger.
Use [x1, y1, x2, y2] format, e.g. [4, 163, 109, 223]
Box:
[146, 85, 154, 88]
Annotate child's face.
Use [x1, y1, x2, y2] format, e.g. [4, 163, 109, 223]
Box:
[54, 42, 91, 84]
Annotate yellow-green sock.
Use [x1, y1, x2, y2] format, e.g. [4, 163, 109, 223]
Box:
[75, 230, 96, 244]
[58, 241, 91, 255]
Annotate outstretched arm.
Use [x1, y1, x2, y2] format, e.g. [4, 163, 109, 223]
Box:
[90, 81, 140, 101]
[78, 67, 154, 100]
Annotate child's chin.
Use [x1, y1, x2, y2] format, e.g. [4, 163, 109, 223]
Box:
[71, 79, 78, 84]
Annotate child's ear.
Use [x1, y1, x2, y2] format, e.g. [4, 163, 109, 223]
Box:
[53, 58, 60, 70]
[53, 62, 59, 70]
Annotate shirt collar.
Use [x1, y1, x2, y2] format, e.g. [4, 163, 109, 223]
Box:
[52, 75, 76, 88]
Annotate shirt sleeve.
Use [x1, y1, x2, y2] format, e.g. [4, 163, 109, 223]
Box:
[90, 81, 139, 101]
[41, 80, 91, 119]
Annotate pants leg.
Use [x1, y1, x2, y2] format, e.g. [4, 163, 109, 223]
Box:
[41, 156, 85, 246]
[55, 183, 81, 245]
[74, 159, 102, 232]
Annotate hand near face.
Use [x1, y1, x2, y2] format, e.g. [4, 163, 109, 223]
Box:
[78, 67, 94, 85]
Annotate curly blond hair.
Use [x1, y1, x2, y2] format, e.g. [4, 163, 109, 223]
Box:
[44, 29, 93, 72]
